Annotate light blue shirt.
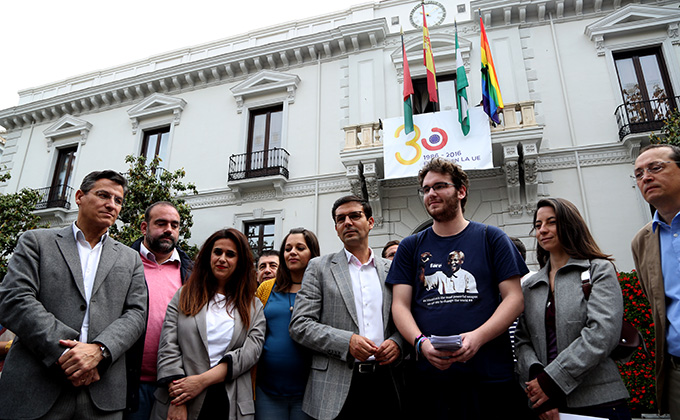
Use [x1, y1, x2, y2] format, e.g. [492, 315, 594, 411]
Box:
[652, 210, 680, 357]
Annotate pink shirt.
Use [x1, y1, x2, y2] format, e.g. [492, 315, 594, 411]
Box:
[139, 245, 183, 381]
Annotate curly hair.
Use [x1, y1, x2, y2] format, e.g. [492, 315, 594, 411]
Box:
[417, 158, 469, 212]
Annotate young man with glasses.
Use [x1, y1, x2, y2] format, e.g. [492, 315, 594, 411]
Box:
[632, 144, 680, 418]
[0, 170, 147, 420]
[387, 157, 528, 419]
[290, 195, 404, 420]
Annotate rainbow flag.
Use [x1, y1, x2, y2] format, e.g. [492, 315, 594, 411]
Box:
[401, 29, 414, 134]
[422, 3, 438, 103]
[480, 14, 503, 124]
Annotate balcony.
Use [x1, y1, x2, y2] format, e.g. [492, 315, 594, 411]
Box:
[34, 184, 74, 210]
[615, 95, 679, 140]
[227, 148, 290, 201]
[228, 148, 290, 181]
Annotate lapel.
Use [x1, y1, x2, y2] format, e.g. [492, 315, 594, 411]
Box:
[227, 303, 244, 352]
[644, 224, 666, 319]
[91, 237, 118, 297]
[330, 249, 359, 328]
[195, 304, 210, 358]
[55, 226, 86, 300]
[374, 254, 392, 327]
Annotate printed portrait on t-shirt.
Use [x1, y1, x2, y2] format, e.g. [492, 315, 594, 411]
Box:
[420, 250, 479, 296]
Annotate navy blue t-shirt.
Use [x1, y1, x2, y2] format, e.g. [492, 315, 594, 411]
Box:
[386, 221, 528, 380]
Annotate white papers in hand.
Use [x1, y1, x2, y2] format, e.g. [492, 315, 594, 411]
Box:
[429, 335, 462, 351]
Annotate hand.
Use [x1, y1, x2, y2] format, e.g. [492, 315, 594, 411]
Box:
[525, 378, 550, 409]
[420, 339, 457, 371]
[169, 375, 206, 405]
[449, 331, 483, 363]
[349, 334, 378, 362]
[539, 408, 559, 420]
[167, 403, 187, 420]
[58, 340, 103, 379]
[374, 339, 400, 365]
[69, 368, 100, 387]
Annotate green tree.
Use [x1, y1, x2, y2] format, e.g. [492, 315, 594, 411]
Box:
[650, 109, 680, 146]
[109, 155, 199, 258]
[0, 171, 43, 281]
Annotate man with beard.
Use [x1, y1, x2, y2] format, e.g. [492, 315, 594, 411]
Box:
[125, 202, 193, 420]
[387, 158, 528, 420]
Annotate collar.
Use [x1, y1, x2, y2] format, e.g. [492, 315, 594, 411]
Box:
[140, 242, 180, 264]
[524, 258, 590, 289]
[72, 222, 107, 246]
[652, 209, 680, 233]
[343, 247, 375, 268]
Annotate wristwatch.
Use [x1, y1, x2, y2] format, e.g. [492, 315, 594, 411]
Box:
[99, 344, 111, 359]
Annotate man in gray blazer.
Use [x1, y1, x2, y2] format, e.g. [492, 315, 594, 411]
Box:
[0, 170, 148, 420]
[290, 195, 403, 420]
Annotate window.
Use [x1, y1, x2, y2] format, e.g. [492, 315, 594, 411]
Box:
[614, 47, 675, 124]
[48, 146, 77, 208]
[412, 73, 456, 114]
[141, 126, 170, 167]
[245, 220, 276, 258]
[248, 105, 283, 172]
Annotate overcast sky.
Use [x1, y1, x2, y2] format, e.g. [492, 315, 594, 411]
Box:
[0, 0, 369, 111]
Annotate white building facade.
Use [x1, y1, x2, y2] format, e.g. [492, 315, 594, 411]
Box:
[1, 0, 678, 270]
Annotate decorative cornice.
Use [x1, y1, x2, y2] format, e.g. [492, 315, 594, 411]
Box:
[127, 93, 186, 134]
[538, 144, 632, 170]
[0, 19, 389, 132]
[230, 70, 300, 114]
[43, 115, 92, 152]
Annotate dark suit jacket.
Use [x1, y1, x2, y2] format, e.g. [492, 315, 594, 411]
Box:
[289, 249, 403, 420]
[0, 226, 148, 419]
[125, 238, 193, 413]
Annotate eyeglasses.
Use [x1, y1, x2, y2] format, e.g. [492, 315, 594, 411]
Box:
[93, 190, 124, 206]
[633, 160, 680, 180]
[334, 211, 365, 225]
[418, 182, 456, 196]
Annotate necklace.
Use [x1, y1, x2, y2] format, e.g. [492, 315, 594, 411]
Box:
[288, 292, 294, 312]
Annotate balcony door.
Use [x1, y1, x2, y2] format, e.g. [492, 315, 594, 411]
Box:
[49, 146, 77, 207]
[247, 105, 283, 175]
[614, 47, 675, 128]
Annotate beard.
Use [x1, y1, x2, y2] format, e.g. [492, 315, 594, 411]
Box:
[147, 232, 178, 254]
[426, 193, 460, 223]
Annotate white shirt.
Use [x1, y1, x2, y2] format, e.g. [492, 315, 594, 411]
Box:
[139, 243, 180, 265]
[344, 248, 385, 353]
[72, 223, 106, 342]
[206, 293, 235, 368]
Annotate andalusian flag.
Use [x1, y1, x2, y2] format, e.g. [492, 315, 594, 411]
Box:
[480, 13, 503, 124]
[401, 29, 414, 134]
[422, 2, 438, 103]
[455, 21, 470, 136]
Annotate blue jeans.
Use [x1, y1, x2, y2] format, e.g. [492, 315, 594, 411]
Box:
[255, 387, 311, 420]
[123, 383, 157, 420]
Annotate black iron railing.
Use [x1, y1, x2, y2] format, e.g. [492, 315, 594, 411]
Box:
[615, 95, 679, 140]
[35, 184, 74, 210]
[228, 148, 290, 181]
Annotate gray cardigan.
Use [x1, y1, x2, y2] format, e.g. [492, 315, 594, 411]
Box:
[515, 258, 629, 408]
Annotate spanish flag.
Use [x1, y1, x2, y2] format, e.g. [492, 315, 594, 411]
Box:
[422, 2, 438, 103]
[480, 13, 503, 124]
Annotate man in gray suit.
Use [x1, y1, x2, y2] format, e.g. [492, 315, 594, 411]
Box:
[290, 195, 403, 420]
[0, 170, 148, 420]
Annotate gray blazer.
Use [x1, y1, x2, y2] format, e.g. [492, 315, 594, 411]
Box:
[152, 289, 265, 420]
[0, 226, 148, 419]
[289, 249, 404, 420]
[515, 258, 629, 408]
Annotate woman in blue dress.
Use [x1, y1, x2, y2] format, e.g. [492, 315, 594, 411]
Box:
[255, 228, 320, 420]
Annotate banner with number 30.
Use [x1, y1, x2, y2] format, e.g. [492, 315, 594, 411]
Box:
[382, 108, 493, 180]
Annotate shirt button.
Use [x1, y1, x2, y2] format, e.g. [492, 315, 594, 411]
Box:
[80, 304, 86, 311]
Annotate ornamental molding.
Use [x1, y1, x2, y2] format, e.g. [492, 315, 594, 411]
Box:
[127, 93, 186, 134]
[43, 115, 92, 152]
[185, 174, 350, 209]
[0, 19, 389, 132]
[537, 145, 631, 170]
[230, 70, 300, 114]
[470, 0, 677, 28]
[585, 4, 680, 54]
